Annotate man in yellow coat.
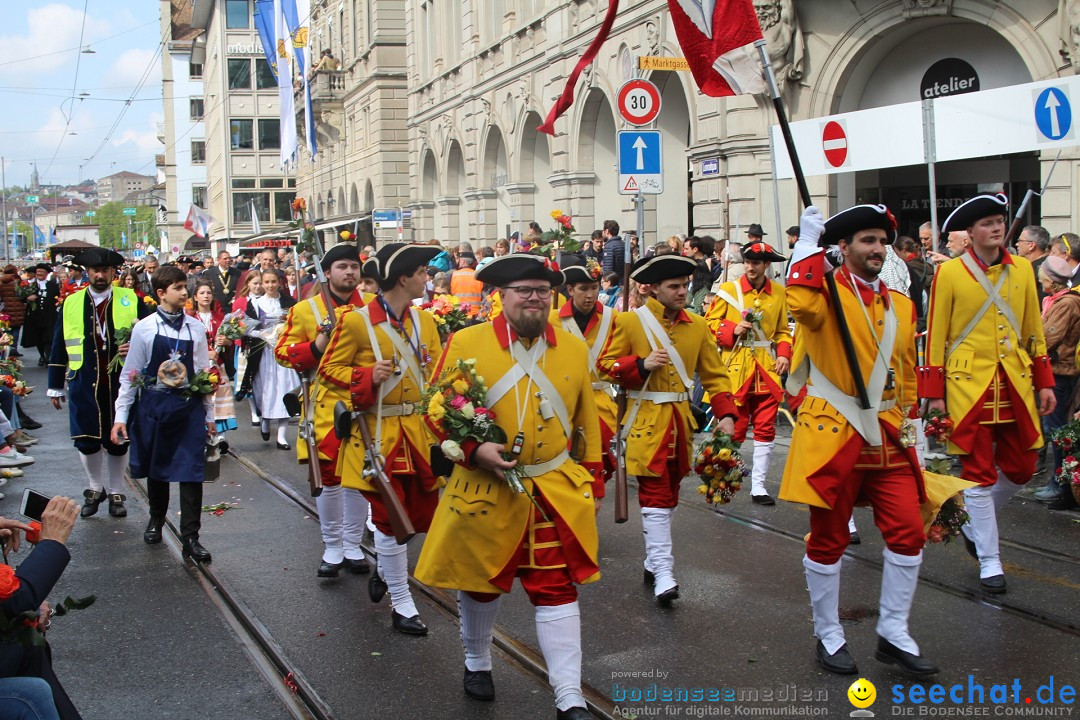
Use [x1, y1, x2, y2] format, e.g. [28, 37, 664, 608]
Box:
[415, 254, 602, 720]
[598, 254, 737, 606]
[705, 241, 792, 505]
[549, 254, 618, 484]
[274, 244, 372, 579]
[919, 194, 1055, 595]
[781, 204, 937, 678]
[319, 242, 444, 636]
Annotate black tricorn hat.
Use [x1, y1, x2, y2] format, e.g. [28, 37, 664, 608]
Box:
[33, 263, 52, 272]
[74, 247, 125, 268]
[475, 254, 564, 287]
[746, 223, 767, 237]
[369, 243, 442, 284]
[560, 254, 603, 285]
[820, 204, 898, 246]
[629, 254, 697, 284]
[741, 241, 786, 262]
[941, 193, 1009, 234]
[320, 243, 361, 270]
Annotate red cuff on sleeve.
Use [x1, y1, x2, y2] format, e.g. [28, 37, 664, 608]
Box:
[715, 320, 737, 349]
[787, 253, 825, 289]
[284, 340, 319, 371]
[1032, 355, 1055, 391]
[459, 438, 480, 470]
[916, 365, 945, 399]
[776, 341, 792, 360]
[709, 392, 738, 421]
[609, 355, 646, 389]
[350, 367, 377, 408]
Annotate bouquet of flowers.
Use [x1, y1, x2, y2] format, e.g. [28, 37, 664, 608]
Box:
[735, 300, 764, 351]
[922, 408, 954, 441]
[0, 375, 32, 396]
[1051, 420, 1080, 497]
[184, 367, 223, 397]
[0, 357, 22, 381]
[290, 197, 318, 254]
[17, 281, 37, 312]
[531, 209, 582, 257]
[922, 457, 973, 545]
[927, 495, 969, 544]
[420, 358, 547, 516]
[142, 295, 157, 308]
[219, 311, 248, 342]
[426, 295, 470, 339]
[693, 433, 747, 505]
[107, 321, 137, 374]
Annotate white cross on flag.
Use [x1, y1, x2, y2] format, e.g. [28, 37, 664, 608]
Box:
[666, 0, 767, 97]
[184, 203, 214, 239]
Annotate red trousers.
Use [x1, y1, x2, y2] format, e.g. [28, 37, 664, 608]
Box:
[733, 392, 779, 443]
[318, 458, 342, 487]
[807, 464, 925, 564]
[638, 459, 682, 509]
[959, 422, 1037, 487]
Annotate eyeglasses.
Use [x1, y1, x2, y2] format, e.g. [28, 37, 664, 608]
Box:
[504, 285, 553, 299]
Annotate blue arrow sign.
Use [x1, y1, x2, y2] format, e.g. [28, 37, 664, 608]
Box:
[1035, 87, 1071, 141]
[618, 130, 663, 195]
[618, 131, 661, 174]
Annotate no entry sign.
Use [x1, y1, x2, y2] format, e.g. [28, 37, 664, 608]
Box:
[822, 121, 849, 168]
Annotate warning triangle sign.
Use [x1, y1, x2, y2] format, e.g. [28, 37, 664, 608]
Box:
[623, 176, 638, 191]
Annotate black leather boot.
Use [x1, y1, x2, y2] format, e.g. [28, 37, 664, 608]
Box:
[182, 536, 212, 562]
[144, 516, 164, 544]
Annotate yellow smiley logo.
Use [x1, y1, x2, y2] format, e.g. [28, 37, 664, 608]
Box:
[848, 678, 876, 709]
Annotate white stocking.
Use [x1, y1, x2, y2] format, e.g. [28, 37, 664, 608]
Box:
[375, 529, 416, 618]
[458, 592, 500, 671]
[535, 602, 585, 711]
[78, 450, 104, 493]
[314, 484, 344, 564]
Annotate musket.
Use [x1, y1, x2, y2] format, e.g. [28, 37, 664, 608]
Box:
[610, 222, 633, 524]
[1005, 149, 1061, 247]
[333, 400, 416, 544]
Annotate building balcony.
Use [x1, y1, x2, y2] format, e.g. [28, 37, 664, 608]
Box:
[297, 70, 347, 149]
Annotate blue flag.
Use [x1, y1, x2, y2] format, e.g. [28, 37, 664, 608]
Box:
[33, 225, 44, 246]
[253, 0, 277, 80]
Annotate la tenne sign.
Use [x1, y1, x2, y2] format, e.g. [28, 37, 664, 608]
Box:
[921, 58, 979, 99]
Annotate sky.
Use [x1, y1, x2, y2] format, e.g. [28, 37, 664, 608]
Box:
[0, 1, 164, 190]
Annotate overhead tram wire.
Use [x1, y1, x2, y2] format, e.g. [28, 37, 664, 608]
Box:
[0, 19, 158, 68]
[40, 0, 91, 181]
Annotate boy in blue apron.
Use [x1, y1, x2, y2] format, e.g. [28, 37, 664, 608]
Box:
[111, 266, 216, 562]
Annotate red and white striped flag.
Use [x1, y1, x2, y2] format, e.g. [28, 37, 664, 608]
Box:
[666, 0, 766, 97]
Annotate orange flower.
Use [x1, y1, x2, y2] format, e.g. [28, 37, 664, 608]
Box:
[0, 564, 20, 600]
[291, 197, 307, 213]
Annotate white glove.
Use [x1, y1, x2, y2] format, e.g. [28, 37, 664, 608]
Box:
[788, 206, 831, 273]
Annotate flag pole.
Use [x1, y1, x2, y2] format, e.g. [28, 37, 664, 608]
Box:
[754, 39, 870, 410]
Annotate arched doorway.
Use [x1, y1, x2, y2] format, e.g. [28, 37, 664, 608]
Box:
[482, 126, 511, 243]
[828, 17, 1039, 235]
[577, 88, 620, 238]
[421, 150, 441, 242]
[446, 140, 467, 244]
[655, 73, 691, 242]
[519, 111, 554, 234]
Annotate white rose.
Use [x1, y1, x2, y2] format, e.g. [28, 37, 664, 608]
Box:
[441, 439, 465, 462]
[460, 402, 475, 420]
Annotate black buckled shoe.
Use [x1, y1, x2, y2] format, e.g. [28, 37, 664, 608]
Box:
[182, 536, 212, 563]
[144, 516, 164, 544]
[849, 531, 862, 545]
[815, 640, 858, 675]
[656, 585, 680, 607]
[368, 573, 388, 603]
[643, 568, 654, 585]
[17, 411, 41, 430]
[751, 494, 776, 506]
[556, 707, 593, 719]
[979, 574, 1007, 594]
[318, 560, 343, 578]
[463, 669, 495, 701]
[344, 557, 370, 574]
[81, 489, 107, 518]
[391, 611, 428, 636]
[108, 493, 127, 518]
[875, 636, 939, 677]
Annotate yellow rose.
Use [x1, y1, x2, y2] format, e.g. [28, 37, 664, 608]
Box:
[428, 404, 445, 423]
[427, 392, 445, 418]
[550, 209, 562, 219]
[697, 484, 708, 495]
[452, 379, 470, 395]
[716, 448, 732, 461]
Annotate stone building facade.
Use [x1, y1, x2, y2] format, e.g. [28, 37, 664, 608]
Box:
[296, 0, 1080, 250]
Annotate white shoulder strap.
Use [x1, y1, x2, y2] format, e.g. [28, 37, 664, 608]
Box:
[634, 306, 692, 391]
[508, 340, 571, 438]
[951, 254, 1021, 355]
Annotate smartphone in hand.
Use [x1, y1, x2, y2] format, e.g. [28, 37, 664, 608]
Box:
[20, 489, 51, 522]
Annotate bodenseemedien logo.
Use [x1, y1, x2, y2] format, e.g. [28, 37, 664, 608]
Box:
[849, 678, 877, 717]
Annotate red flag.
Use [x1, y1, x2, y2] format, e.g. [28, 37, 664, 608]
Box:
[666, 0, 766, 97]
[184, 203, 213, 239]
[537, 0, 620, 136]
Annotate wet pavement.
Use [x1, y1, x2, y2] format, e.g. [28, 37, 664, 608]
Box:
[5, 364, 1079, 719]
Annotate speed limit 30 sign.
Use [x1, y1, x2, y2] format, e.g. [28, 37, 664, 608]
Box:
[617, 79, 661, 126]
